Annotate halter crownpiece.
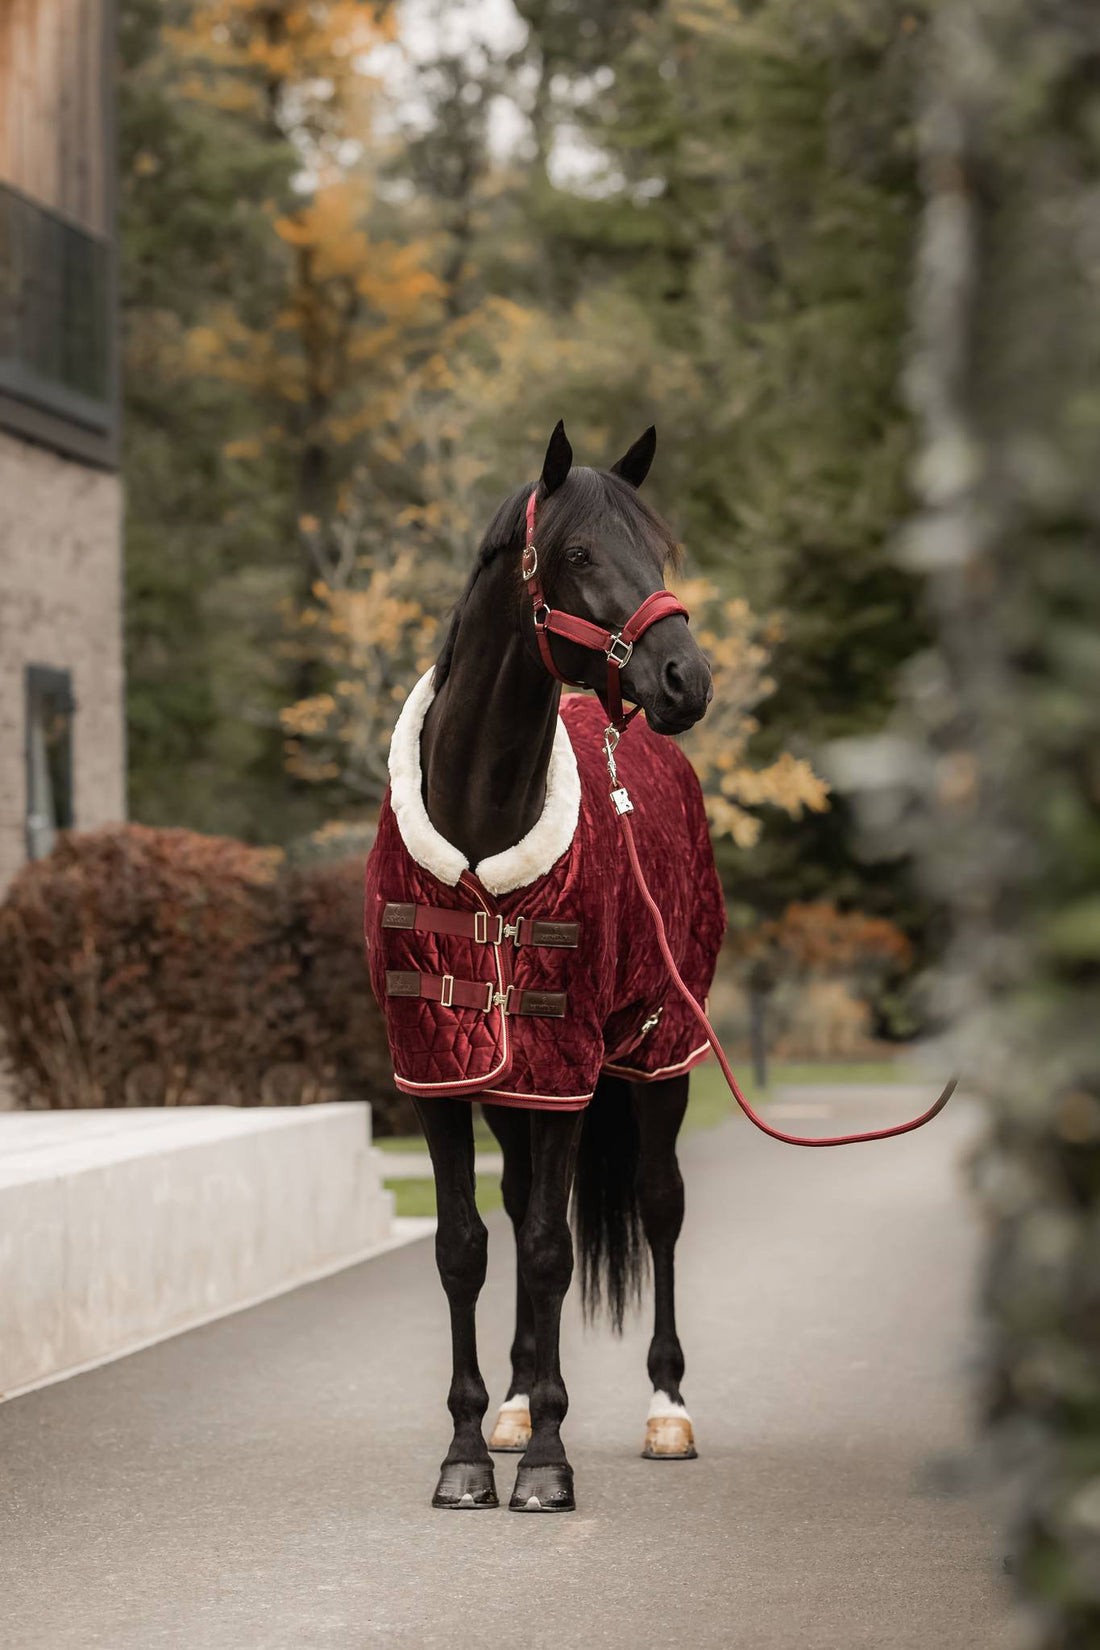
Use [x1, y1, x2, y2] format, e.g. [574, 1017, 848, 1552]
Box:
[522, 487, 690, 732]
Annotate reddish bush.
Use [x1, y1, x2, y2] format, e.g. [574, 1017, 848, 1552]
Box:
[285, 856, 416, 1133]
[732, 900, 912, 980]
[0, 825, 409, 1132]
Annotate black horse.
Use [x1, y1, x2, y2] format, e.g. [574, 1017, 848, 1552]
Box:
[390, 422, 715, 1512]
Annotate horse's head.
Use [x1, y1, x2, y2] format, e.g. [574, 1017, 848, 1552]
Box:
[524, 421, 712, 735]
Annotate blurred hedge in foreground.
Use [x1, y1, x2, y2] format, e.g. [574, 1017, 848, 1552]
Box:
[889, 1, 1100, 1638]
[0, 825, 412, 1134]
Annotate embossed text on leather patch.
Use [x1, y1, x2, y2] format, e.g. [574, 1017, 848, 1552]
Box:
[526, 920, 580, 949]
[518, 989, 567, 1018]
[386, 970, 421, 997]
[382, 902, 417, 929]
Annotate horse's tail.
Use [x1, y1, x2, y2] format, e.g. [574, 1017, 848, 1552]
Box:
[571, 1072, 647, 1333]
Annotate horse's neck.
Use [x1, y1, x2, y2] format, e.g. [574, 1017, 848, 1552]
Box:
[420, 555, 561, 867]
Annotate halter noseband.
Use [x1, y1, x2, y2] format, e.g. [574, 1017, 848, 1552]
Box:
[522, 488, 689, 731]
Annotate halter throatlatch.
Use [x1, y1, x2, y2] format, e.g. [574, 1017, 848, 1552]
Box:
[523, 488, 689, 731]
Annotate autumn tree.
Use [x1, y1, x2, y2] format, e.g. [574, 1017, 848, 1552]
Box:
[121, 0, 443, 838]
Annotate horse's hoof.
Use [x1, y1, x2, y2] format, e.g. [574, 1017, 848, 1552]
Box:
[431, 1461, 499, 1509]
[509, 1463, 575, 1513]
[488, 1396, 531, 1453]
[642, 1415, 698, 1460]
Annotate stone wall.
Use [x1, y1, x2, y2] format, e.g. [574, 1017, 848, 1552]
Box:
[0, 426, 125, 895]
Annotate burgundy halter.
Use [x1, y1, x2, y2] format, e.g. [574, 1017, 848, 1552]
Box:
[522, 487, 689, 731]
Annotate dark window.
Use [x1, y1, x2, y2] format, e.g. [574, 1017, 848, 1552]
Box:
[0, 184, 112, 434]
[25, 665, 74, 861]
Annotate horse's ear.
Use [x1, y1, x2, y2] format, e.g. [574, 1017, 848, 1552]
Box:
[611, 425, 657, 489]
[540, 420, 573, 496]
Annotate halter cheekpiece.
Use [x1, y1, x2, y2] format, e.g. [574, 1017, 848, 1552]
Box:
[522, 487, 689, 731]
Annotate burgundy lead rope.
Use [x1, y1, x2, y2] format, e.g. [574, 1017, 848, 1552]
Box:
[524, 482, 956, 1147]
[615, 800, 956, 1147]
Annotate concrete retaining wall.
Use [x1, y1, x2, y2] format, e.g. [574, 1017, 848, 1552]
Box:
[0, 1103, 395, 1398]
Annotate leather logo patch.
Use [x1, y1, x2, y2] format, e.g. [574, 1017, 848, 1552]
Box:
[382, 903, 416, 929]
[520, 990, 567, 1018]
[528, 920, 580, 949]
[386, 970, 421, 997]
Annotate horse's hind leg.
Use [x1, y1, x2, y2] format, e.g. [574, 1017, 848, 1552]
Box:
[631, 1073, 698, 1460]
[482, 1104, 534, 1453]
[414, 1096, 497, 1509]
[510, 1107, 585, 1512]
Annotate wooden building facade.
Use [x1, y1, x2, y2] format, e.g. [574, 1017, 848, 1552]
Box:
[0, 0, 118, 466]
[0, 0, 125, 895]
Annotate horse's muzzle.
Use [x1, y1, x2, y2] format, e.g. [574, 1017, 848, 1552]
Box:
[635, 641, 713, 735]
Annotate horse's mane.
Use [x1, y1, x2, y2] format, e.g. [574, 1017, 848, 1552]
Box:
[432, 468, 681, 691]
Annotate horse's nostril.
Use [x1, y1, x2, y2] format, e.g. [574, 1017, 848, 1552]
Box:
[663, 658, 684, 696]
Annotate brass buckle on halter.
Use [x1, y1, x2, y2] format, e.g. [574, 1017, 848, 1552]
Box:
[532, 602, 550, 630]
[474, 911, 503, 945]
[522, 544, 538, 581]
[606, 631, 633, 667]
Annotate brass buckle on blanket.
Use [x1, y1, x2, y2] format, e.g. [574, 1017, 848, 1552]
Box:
[474, 911, 504, 945]
[440, 974, 454, 1009]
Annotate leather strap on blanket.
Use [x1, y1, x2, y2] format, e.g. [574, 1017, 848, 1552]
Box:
[386, 970, 567, 1018]
[382, 902, 579, 949]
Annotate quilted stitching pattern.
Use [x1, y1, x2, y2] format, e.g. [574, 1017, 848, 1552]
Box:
[364, 696, 726, 1107]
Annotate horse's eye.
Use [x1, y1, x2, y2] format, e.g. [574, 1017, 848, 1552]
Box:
[565, 546, 591, 568]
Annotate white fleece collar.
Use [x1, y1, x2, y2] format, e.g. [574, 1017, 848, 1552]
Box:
[386, 669, 580, 895]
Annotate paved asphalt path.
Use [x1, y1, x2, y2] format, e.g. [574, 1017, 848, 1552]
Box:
[1, 1088, 1022, 1650]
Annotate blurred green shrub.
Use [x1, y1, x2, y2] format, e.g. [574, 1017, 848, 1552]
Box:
[0, 825, 412, 1134]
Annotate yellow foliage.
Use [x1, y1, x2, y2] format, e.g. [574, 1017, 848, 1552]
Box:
[223, 437, 262, 460]
[674, 577, 830, 841]
[166, 1, 439, 482]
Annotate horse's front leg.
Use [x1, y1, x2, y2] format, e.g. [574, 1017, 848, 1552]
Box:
[510, 1108, 584, 1512]
[482, 1103, 534, 1453]
[414, 1096, 497, 1509]
[632, 1074, 698, 1460]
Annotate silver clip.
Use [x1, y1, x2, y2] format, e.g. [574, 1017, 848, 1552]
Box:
[604, 727, 633, 813]
[603, 725, 621, 784]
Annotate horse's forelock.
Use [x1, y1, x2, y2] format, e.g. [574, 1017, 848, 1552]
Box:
[537, 468, 680, 577]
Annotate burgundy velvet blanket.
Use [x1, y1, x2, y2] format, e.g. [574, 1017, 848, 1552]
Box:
[364, 678, 726, 1111]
